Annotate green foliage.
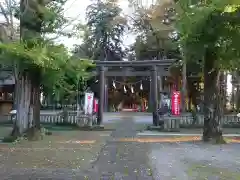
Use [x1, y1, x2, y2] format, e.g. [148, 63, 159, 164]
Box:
[14, 0, 68, 35]
[72, 25, 95, 59]
[42, 57, 94, 102]
[128, 0, 179, 61]
[0, 36, 94, 100]
[176, 0, 240, 70]
[43, 0, 68, 35]
[132, 34, 180, 60]
[0, 0, 94, 103]
[83, 0, 127, 60]
[0, 41, 67, 68]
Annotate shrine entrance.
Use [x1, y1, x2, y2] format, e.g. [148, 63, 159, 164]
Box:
[94, 59, 175, 126]
[107, 77, 148, 112]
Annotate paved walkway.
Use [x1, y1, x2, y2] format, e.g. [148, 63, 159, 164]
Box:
[88, 117, 153, 179]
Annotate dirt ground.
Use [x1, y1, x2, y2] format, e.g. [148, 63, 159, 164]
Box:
[0, 126, 112, 171]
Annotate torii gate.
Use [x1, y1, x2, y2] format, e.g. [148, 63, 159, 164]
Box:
[94, 59, 175, 126]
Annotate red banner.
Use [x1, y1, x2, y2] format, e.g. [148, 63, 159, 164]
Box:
[171, 91, 181, 115]
[93, 99, 98, 113]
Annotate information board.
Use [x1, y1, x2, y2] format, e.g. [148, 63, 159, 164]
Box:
[84, 92, 94, 115]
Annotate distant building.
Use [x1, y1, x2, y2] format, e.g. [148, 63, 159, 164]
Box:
[0, 69, 15, 115]
[0, 23, 18, 116]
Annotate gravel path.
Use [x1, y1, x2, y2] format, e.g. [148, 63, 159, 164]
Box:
[149, 142, 240, 180]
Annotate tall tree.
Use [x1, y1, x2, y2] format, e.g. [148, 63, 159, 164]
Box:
[176, 0, 240, 143]
[129, 0, 176, 59]
[0, 0, 92, 139]
[84, 0, 127, 61]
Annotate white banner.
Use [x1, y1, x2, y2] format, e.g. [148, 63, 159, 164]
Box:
[84, 92, 94, 115]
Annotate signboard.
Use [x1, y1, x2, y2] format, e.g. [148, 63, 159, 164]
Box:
[171, 91, 180, 115]
[160, 93, 170, 109]
[84, 92, 94, 115]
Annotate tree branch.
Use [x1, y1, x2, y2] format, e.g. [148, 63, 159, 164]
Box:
[0, 2, 10, 24]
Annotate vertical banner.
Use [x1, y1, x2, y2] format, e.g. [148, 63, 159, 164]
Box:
[93, 98, 99, 113]
[171, 91, 181, 115]
[84, 92, 94, 115]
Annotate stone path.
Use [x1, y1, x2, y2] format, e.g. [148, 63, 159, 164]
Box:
[88, 117, 153, 179]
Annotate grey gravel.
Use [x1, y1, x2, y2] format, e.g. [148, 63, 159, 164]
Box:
[149, 142, 240, 180]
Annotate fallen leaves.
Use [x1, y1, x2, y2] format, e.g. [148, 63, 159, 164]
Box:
[116, 136, 201, 143]
[116, 136, 240, 143]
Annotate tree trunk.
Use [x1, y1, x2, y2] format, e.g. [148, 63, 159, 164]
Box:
[236, 71, 240, 111]
[211, 71, 225, 143]
[16, 0, 44, 140]
[237, 88, 240, 111]
[32, 82, 41, 129]
[181, 61, 187, 112]
[222, 72, 227, 112]
[190, 95, 199, 126]
[31, 68, 41, 129]
[231, 72, 235, 111]
[189, 79, 201, 125]
[202, 51, 225, 143]
[11, 72, 32, 137]
[62, 105, 68, 123]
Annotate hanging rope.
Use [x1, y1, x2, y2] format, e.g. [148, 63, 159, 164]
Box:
[113, 80, 142, 86]
[111, 79, 147, 92]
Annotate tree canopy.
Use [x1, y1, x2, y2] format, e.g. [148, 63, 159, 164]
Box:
[73, 0, 127, 61]
[176, 0, 240, 69]
[0, 0, 93, 102]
